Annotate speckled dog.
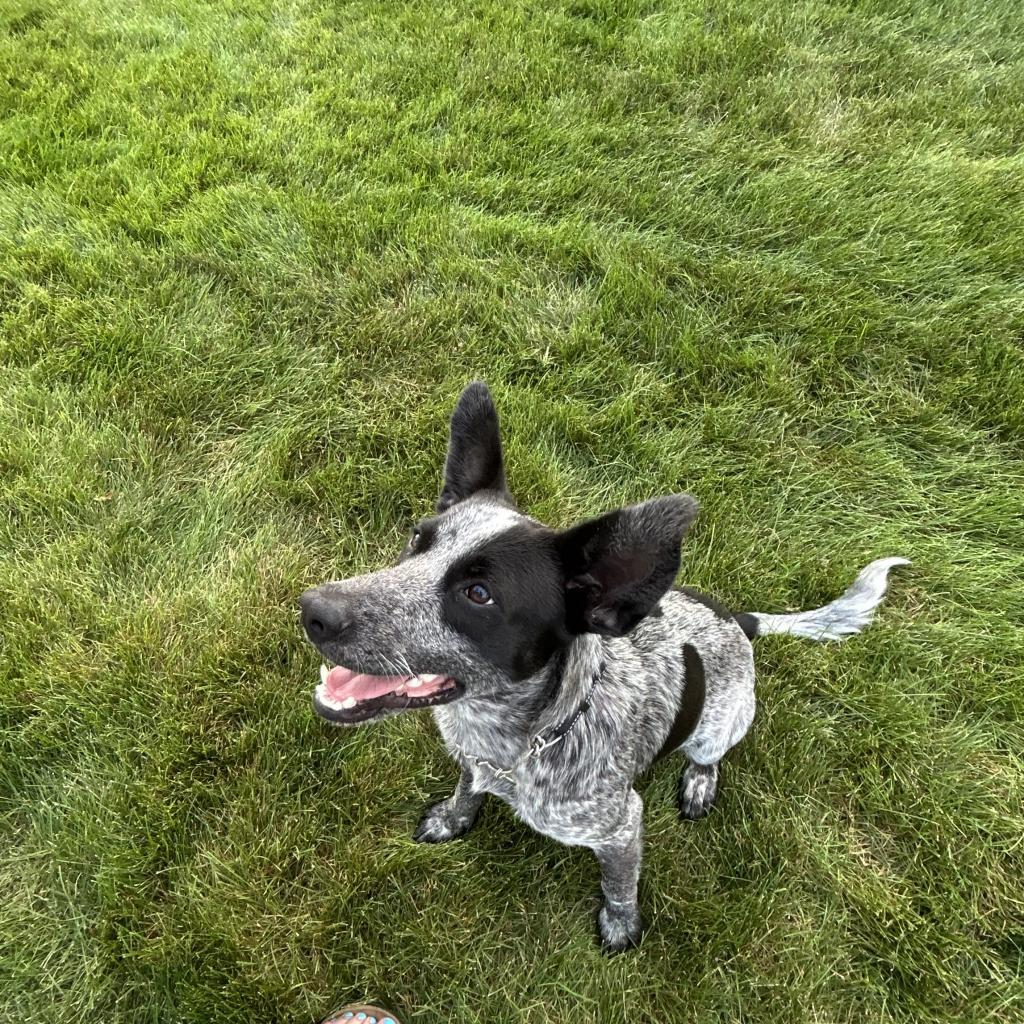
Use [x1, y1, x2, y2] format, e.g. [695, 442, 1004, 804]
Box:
[300, 382, 907, 951]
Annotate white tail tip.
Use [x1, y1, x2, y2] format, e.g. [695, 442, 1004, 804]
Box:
[752, 557, 910, 642]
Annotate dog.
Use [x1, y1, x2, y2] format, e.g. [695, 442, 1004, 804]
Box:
[300, 382, 908, 950]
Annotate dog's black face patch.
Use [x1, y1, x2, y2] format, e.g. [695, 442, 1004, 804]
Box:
[398, 516, 439, 562]
[441, 522, 569, 681]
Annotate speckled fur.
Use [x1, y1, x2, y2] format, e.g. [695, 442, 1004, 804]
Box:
[425, 528, 756, 950]
[301, 384, 907, 951]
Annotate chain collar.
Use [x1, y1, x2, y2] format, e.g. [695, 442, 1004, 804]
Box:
[455, 660, 606, 785]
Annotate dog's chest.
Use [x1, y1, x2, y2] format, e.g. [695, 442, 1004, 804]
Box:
[432, 702, 631, 843]
[431, 704, 569, 810]
[433, 703, 529, 785]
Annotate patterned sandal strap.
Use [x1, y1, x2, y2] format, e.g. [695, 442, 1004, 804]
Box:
[323, 1004, 401, 1024]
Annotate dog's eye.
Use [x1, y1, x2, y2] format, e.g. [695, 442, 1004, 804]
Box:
[465, 583, 493, 606]
[408, 528, 422, 551]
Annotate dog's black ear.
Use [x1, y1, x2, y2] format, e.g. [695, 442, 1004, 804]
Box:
[556, 494, 698, 636]
[437, 381, 512, 513]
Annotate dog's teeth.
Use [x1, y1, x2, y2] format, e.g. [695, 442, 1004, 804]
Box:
[408, 677, 423, 688]
[320, 664, 329, 684]
[340, 696, 357, 709]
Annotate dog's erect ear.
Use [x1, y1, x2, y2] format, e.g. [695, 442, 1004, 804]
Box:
[556, 494, 698, 636]
[437, 381, 512, 513]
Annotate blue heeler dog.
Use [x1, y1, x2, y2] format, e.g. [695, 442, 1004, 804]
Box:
[300, 382, 908, 951]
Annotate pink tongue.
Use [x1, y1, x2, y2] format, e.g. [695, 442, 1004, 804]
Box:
[325, 666, 448, 702]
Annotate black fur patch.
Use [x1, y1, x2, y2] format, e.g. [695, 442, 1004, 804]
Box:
[398, 517, 439, 561]
[654, 644, 705, 761]
[732, 612, 759, 639]
[676, 586, 759, 639]
[441, 522, 569, 680]
[674, 586, 734, 622]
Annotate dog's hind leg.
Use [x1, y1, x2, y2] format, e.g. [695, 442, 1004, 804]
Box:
[678, 760, 720, 820]
[677, 663, 755, 821]
[414, 765, 485, 843]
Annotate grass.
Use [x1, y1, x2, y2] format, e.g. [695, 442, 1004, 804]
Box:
[2, 0, 1023, 1020]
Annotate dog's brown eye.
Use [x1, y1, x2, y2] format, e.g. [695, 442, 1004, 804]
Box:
[465, 583, 493, 606]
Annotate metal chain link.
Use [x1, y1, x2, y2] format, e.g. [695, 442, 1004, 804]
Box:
[455, 662, 605, 786]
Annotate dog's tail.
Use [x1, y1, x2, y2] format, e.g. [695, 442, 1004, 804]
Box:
[733, 557, 910, 642]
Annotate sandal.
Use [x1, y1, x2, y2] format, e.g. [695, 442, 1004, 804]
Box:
[321, 1004, 402, 1024]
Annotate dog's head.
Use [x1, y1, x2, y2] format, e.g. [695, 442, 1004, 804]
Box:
[300, 382, 698, 726]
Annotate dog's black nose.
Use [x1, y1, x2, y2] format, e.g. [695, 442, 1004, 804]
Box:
[300, 588, 354, 644]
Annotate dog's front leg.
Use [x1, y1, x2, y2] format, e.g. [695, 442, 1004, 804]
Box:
[414, 764, 485, 844]
[590, 789, 644, 952]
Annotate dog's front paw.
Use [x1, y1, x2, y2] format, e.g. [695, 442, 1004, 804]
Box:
[597, 902, 642, 953]
[413, 800, 475, 844]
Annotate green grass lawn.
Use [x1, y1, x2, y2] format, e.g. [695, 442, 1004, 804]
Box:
[2, 0, 1023, 1020]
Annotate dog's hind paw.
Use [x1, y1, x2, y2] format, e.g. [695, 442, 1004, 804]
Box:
[598, 902, 642, 953]
[413, 800, 476, 843]
[678, 761, 719, 821]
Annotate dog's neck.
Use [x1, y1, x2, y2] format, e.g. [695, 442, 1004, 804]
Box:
[433, 633, 605, 766]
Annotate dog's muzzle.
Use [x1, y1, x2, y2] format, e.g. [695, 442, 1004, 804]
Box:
[299, 586, 464, 725]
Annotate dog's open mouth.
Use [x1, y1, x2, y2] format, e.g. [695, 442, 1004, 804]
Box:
[313, 664, 463, 724]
